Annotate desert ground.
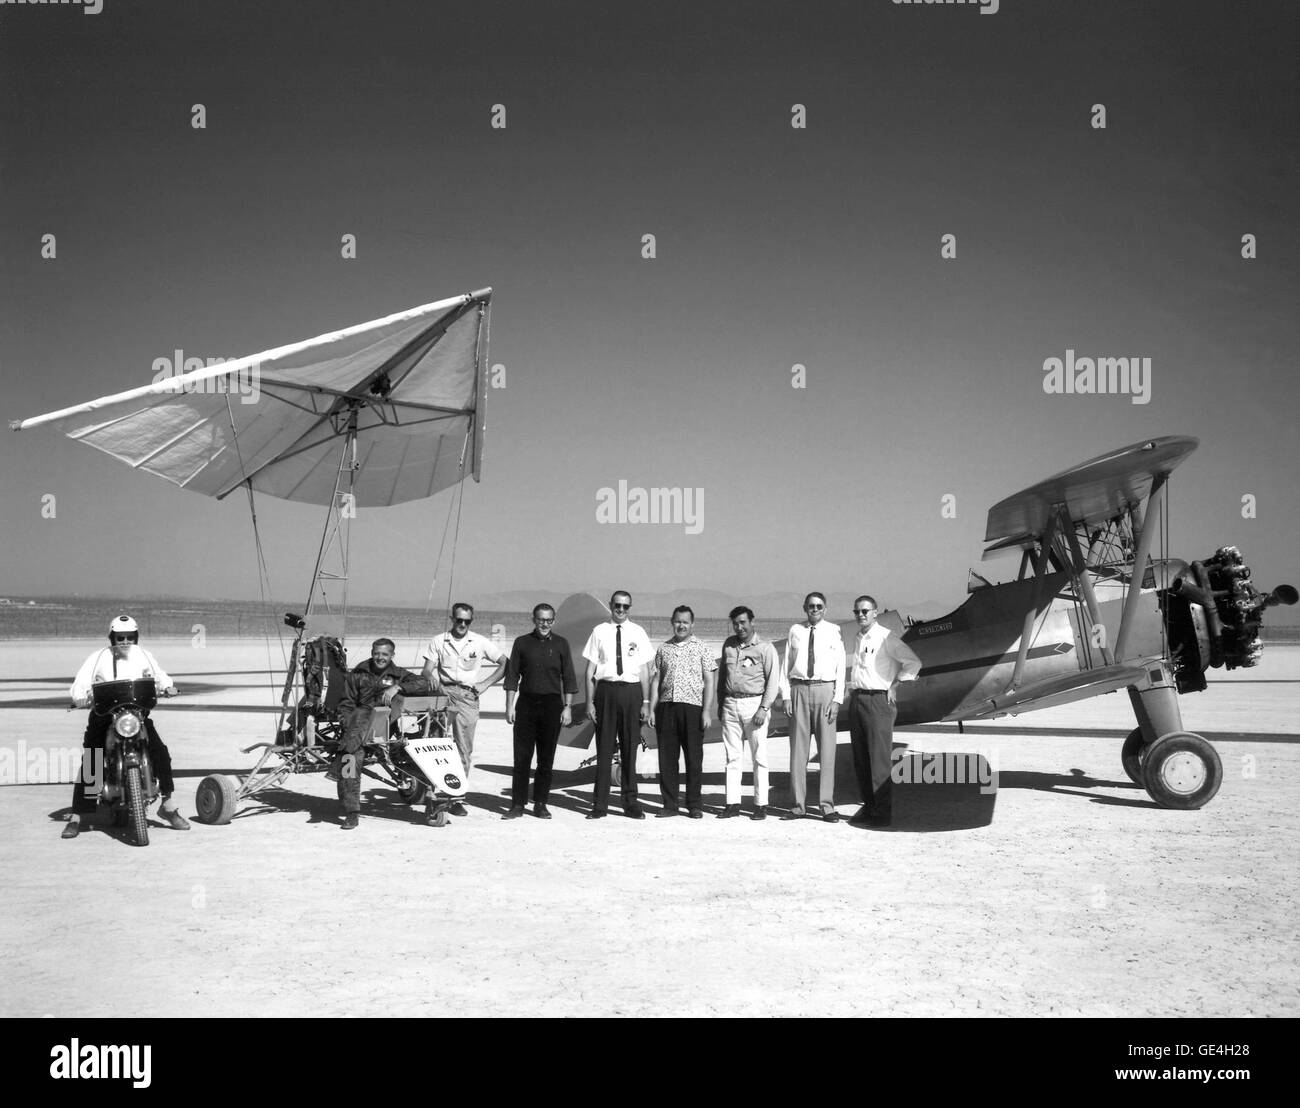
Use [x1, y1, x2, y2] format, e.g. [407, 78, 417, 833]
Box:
[1, 636, 1296, 1018]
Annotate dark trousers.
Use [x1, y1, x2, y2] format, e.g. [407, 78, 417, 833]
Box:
[593, 680, 642, 813]
[656, 701, 704, 810]
[513, 693, 563, 807]
[848, 689, 895, 816]
[72, 711, 174, 815]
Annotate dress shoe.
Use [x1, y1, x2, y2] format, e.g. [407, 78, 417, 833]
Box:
[780, 807, 805, 821]
[449, 801, 468, 817]
[822, 809, 841, 824]
[655, 807, 680, 818]
[534, 805, 552, 819]
[502, 807, 525, 820]
[341, 813, 359, 830]
[718, 805, 741, 819]
[751, 806, 767, 821]
[61, 817, 82, 839]
[159, 807, 191, 831]
[585, 811, 606, 820]
[687, 809, 703, 819]
[624, 806, 646, 820]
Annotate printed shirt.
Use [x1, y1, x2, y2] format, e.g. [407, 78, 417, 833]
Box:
[418, 630, 506, 688]
[71, 645, 174, 703]
[850, 623, 922, 691]
[653, 636, 718, 706]
[780, 621, 846, 704]
[582, 620, 653, 682]
[718, 634, 781, 706]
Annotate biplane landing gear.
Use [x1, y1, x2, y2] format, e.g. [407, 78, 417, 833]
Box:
[195, 774, 240, 825]
[1141, 732, 1222, 810]
[1121, 728, 1148, 785]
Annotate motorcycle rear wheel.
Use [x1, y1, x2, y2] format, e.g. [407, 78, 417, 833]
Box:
[125, 765, 149, 847]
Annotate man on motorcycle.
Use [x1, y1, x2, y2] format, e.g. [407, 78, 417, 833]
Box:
[331, 638, 430, 830]
[63, 614, 189, 838]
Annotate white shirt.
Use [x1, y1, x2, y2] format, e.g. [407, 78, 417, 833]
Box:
[780, 621, 846, 704]
[418, 630, 506, 687]
[583, 620, 653, 682]
[71, 645, 174, 704]
[850, 623, 922, 690]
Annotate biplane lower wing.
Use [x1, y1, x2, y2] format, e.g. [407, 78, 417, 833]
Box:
[945, 661, 1155, 722]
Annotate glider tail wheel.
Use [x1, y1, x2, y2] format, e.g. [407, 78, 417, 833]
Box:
[195, 774, 241, 825]
[1142, 731, 1223, 810]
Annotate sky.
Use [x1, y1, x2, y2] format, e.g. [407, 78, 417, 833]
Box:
[1, 0, 1297, 618]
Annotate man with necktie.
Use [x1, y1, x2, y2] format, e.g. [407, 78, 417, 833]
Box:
[779, 592, 845, 822]
[581, 590, 653, 819]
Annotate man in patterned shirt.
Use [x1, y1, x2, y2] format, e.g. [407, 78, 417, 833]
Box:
[647, 605, 717, 819]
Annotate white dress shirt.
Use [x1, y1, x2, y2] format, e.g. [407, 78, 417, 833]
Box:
[850, 623, 922, 690]
[780, 621, 845, 704]
[71, 645, 174, 704]
[418, 630, 506, 687]
[583, 620, 653, 682]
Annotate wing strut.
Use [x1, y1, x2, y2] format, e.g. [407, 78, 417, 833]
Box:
[1113, 472, 1167, 661]
[1008, 512, 1058, 691]
[1061, 505, 1115, 666]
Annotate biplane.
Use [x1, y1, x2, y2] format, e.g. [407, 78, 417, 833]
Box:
[549, 437, 1295, 810]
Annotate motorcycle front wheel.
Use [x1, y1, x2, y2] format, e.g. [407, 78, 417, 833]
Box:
[125, 765, 149, 847]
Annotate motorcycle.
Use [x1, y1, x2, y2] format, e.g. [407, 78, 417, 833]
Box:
[84, 678, 171, 846]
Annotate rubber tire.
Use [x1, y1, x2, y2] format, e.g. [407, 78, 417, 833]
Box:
[431, 809, 448, 828]
[1121, 728, 1148, 785]
[195, 774, 240, 825]
[611, 762, 622, 789]
[125, 765, 149, 847]
[1142, 732, 1223, 810]
[397, 777, 427, 805]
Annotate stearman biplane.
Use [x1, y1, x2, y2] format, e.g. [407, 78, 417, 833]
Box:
[550, 437, 1295, 810]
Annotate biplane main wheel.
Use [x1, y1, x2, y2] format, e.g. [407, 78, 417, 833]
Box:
[195, 774, 240, 825]
[397, 777, 426, 805]
[1142, 732, 1222, 810]
[1121, 728, 1149, 785]
[611, 763, 622, 788]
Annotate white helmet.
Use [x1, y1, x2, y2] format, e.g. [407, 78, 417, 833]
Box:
[109, 614, 139, 641]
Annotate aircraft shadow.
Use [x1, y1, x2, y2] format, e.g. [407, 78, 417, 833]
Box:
[996, 768, 1161, 808]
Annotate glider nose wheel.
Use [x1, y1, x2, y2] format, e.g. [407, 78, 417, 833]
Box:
[195, 774, 240, 825]
[1141, 731, 1222, 810]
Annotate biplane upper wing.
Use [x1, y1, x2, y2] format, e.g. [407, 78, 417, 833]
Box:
[944, 661, 1155, 722]
[983, 435, 1199, 553]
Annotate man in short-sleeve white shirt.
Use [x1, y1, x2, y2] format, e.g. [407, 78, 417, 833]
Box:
[581, 590, 653, 819]
[419, 602, 507, 814]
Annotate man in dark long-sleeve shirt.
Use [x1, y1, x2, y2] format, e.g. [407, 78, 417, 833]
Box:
[503, 604, 576, 819]
[332, 638, 429, 829]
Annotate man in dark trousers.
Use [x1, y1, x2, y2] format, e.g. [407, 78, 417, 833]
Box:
[648, 606, 716, 818]
[502, 603, 577, 819]
[333, 638, 429, 830]
[846, 596, 921, 827]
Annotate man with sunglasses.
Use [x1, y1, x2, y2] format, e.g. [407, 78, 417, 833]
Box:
[503, 603, 577, 820]
[778, 592, 845, 822]
[63, 614, 186, 838]
[581, 591, 653, 819]
[419, 602, 507, 816]
[847, 596, 921, 827]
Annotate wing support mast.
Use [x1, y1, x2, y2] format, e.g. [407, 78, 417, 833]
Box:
[1113, 472, 1167, 661]
[1007, 512, 1059, 692]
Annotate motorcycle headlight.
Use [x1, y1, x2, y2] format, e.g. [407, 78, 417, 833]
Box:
[114, 712, 142, 738]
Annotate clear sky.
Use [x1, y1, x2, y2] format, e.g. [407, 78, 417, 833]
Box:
[1, 0, 1296, 616]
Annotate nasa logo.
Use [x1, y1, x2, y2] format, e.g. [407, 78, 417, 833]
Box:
[444, 774, 462, 789]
